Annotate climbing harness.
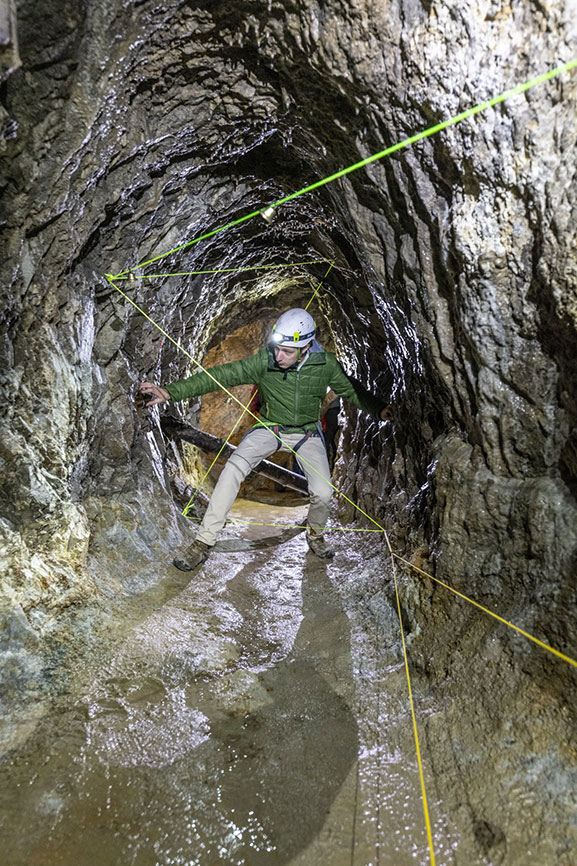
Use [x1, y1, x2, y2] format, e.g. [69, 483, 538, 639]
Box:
[266, 425, 316, 453]
[106, 57, 577, 866]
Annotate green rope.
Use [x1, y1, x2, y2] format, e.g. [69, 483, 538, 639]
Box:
[112, 259, 332, 279]
[110, 57, 577, 279]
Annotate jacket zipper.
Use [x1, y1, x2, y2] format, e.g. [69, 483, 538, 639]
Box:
[295, 369, 300, 422]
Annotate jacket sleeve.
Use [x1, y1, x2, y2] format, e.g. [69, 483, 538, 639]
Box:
[165, 352, 265, 403]
[326, 355, 387, 419]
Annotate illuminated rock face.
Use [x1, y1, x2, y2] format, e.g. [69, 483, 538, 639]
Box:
[0, 0, 576, 795]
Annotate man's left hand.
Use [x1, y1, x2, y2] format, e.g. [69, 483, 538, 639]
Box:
[379, 405, 393, 422]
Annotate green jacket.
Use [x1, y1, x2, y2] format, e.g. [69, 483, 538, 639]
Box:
[165, 346, 386, 429]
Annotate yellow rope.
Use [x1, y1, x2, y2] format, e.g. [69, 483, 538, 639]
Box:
[305, 260, 334, 311]
[387, 537, 437, 865]
[394, 554, 577, 670]
[181, 408, 249, 515]
[103, 57, 577, 866]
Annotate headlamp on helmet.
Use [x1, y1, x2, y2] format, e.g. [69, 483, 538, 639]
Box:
[271, 308, 316, 348]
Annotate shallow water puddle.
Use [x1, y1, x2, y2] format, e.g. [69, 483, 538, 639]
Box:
[0, 501, 449, 865]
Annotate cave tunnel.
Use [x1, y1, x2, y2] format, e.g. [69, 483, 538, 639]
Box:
[1, 1, 577, 864]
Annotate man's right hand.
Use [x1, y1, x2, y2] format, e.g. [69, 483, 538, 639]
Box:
[140, 382, 170, 407]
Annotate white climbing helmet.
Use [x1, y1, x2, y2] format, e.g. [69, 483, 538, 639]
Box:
[271, 308, 316, 348]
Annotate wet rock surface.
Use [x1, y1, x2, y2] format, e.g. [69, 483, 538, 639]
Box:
[1, 0, 577, 862]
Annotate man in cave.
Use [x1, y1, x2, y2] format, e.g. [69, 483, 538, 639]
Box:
[140, 308, 392, 571]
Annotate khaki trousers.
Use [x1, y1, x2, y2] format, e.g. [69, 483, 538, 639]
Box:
[196, 427, 333, 547]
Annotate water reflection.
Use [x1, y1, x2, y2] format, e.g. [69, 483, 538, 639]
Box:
[0, 521, 358, 865]
[207, 562, 358, 863]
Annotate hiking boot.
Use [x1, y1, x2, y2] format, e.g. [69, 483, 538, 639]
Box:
[306, 528, 335, 560]
[173, 539, 212, 572]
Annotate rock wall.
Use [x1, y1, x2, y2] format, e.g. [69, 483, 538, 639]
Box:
[1, 0, 577, 847]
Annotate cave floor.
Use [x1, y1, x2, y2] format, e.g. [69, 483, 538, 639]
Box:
[3, 497, 573, 865]
[0, 498, 462, 866]
[3, 497, 572, 865]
